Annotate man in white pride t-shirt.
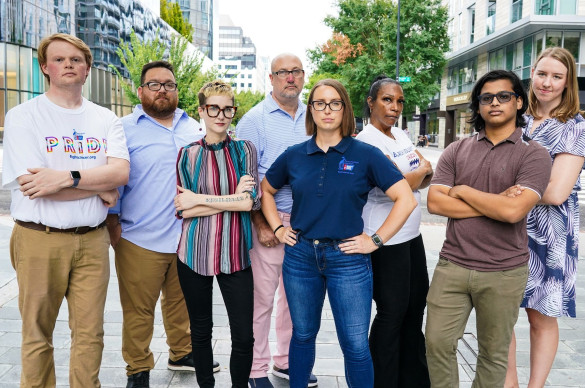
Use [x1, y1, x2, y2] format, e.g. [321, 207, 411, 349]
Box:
[1, 33, 129, 387]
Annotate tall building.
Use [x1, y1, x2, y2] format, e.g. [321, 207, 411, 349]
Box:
[171, 0, 214, 59]
[428, 0, 585, 148]
[0, 0, 207, 140]
[217, 15, 267, 94]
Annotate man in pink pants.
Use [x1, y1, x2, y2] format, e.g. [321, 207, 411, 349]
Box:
[236, 53, 317, 388]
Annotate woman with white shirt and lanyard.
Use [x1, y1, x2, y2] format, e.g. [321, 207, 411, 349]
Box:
[357, 75, 433, 388]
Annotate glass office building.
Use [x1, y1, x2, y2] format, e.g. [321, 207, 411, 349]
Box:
[0, 0, 177, 140]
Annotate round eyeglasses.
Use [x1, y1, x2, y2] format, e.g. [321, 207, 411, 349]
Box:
[310, 100, 344, 111]
[272, 69, 305, 79]
[478, 91, 519, 105]
[204, 104, 237, 119]
[141, 82, 178, 92]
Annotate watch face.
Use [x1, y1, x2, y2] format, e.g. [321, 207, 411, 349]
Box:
[372, 234, 382, 246]
[71, 171, 81, 179]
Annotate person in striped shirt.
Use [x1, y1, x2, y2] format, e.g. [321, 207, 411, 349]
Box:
[174, 80, 260, 388]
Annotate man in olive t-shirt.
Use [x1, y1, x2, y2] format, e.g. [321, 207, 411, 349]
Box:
[425, 70, 552, 388]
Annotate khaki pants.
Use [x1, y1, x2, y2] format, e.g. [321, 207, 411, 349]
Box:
[115, 238, 191, 375]
[425, 258, 528, 388]
[10, 224, 110, 388]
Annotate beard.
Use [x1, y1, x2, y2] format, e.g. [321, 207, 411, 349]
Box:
[142, 94, 178, 118]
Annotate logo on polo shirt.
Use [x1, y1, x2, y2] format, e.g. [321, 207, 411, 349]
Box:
[338, 157, 359, 174]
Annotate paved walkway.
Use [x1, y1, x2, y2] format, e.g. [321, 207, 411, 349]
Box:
[0, 147, 583, 386]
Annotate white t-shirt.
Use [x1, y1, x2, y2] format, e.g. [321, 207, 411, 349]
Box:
[356, 123, 422, 245]
[2, 94, 129, 228]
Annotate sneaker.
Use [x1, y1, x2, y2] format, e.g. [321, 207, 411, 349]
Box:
[272, 366, 318, 387]
[248, 376, 274, 388]
[126, 371, 149, 388]
[167, 353, 221, 373]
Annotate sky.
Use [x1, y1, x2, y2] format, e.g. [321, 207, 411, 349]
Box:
[217, 0, 339, 72]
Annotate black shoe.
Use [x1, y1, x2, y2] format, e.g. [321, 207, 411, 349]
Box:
[126, 371, 149, 388]
[167, 352, 221, 373]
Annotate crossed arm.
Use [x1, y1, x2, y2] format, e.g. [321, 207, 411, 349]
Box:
[428, 183, 541, 223]
[16, 157, 130, 207]
[175, 175, 256, 218]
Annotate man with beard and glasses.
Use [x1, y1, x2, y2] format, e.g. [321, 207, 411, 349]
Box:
[106, 61, 218, 388]
[236, 53, 317, 388]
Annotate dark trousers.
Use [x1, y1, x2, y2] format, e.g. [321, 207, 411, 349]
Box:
[369, 234, 430, 388]
[177, 259, 254, 388]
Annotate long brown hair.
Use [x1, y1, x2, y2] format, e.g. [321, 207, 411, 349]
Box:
[528, 47, 582, 122]
[305, 79, 355, 137]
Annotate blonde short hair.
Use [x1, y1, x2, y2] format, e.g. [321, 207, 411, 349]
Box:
[198, 80, 234, 106]
[37, 33, 92, 82]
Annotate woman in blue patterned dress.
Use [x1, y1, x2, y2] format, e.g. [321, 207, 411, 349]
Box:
[505, 47, 585, 388]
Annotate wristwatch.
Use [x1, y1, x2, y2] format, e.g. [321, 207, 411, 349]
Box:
[70, 171, 81, 188]
[371, 233, 384, 248]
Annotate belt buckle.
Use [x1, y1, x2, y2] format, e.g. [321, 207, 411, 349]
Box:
[74, 226, 90, 234]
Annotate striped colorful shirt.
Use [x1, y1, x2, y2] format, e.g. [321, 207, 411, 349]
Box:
[177, 136, 261, 275]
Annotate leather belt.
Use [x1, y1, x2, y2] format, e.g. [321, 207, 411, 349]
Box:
[15, 220, 107, 235]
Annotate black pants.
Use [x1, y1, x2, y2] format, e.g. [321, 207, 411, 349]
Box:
[369, 234, 430, 388]
[177, 259, 254, 388]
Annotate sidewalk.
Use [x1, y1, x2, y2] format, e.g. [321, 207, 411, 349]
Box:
[0, 216, 583, 387]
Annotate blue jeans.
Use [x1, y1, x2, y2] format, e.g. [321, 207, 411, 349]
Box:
[283, 236, 374, 388]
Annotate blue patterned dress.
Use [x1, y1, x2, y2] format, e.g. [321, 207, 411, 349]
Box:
[521, 113, 585, 318]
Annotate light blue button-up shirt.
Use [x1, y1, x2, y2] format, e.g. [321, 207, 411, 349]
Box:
[236, 93, 308, 213]
[110, 105, 205, 253]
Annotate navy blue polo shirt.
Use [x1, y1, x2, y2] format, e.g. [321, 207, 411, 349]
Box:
[265, 136, 404, 240]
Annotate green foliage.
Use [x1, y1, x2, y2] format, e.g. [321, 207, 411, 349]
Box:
[308, 0, 449, 116]
[109, 30, 220, 118]
[233, 90, 265, 126]
[303, 72, 345, 104]
[160, 0, 194, 42]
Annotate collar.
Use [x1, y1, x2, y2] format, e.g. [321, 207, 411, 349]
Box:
[266, 92, 306, 116]
[131, 104, 188, 128]
[306, 135, 353, 155]
[476, 127, 523, 144]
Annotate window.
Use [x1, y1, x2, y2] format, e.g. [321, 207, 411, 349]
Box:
[559, 0, 576, 14]
[248, 83, 252, 88]
[240, 74, 244, 78]
[511, 0, 522, 23]
[486, 1, 496, 35]
[248, 74, 252, 78]
[240, 83, 244, 87]
[535, 0, 554, 15]
[447, 58, 477, 95]
[468, 4, 475, 44]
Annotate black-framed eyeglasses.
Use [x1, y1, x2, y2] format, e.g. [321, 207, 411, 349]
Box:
[310, 100, 344, 111]
[204, 104, 237, 119]
[478, 91, 519, 105]
[272, 69, 305, 79]
[141, 81, 178, 92]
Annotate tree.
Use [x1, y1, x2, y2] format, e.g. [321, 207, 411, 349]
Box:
[308, 0, 449, 116]
[160, 0, 194, 42]
[109, 30, 220, 118]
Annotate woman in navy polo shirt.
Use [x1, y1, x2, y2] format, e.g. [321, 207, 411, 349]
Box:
[260, 79, 417, 388]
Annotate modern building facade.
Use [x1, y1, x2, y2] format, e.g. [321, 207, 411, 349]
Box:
[217, 15, 268, 95]
[171, 0, 214, 59]
[425, 0, 585, 148]
[0, 0, 201, 141]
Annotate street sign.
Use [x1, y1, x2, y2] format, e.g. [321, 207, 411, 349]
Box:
[398, 76, 411, 82]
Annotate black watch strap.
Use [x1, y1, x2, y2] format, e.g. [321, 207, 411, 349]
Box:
[371, 233, 384, 248]
[70, 171, 81, 188]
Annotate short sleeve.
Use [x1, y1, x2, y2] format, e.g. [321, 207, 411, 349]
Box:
[516, 143, 552, 197]
[2, 106, 45, 189]
[430, 142, 458, 188]
[367, 147, 404, 192]
[555, 114, 585, 158]
[236, 111, 263, 160]
[104, 112, 129, 161]
[264, 149, 289, 190]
